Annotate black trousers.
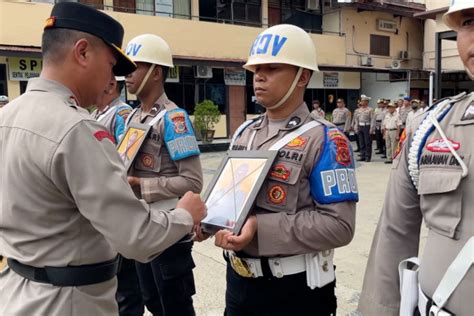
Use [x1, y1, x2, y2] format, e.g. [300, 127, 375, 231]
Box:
[135, 241, 196, 316]
[358, 126, 372, 160]
[375, 127, 386, 153]
[225, 264, 337, 316]
[116, 256, 144, 316]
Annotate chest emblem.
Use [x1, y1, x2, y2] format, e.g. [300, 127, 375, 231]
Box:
[141, 153, 155, 168]
[286, 136, 308, 149]
[426, 138, 460, 153]
[270, 164, 291, 181]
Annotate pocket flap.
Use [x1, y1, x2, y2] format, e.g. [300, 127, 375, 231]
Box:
[418, 169, 462, 195]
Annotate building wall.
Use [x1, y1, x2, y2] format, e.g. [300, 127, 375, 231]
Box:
[361, 72, 410, 106]
[341, 7, 424, 70]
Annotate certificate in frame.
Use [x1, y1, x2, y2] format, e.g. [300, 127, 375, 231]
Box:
[116, 122, 151, 170]
[201, 150, 277, 235]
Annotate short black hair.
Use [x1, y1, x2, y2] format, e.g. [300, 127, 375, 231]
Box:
[42, 28, 95, 61]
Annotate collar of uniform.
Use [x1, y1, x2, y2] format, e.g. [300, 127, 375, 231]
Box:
[108, 96, 124, 109]
[249, 102, 310, 131]
[26, 78, 80, 108]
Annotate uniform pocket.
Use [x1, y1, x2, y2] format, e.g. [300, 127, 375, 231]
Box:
[134, 140, 162, 172]
[418, 169, 463, 238]
[256, 162, 303, 213]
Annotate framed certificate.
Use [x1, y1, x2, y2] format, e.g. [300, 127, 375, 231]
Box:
[117, 123, 151, 171]
[201, 150, 278, 235]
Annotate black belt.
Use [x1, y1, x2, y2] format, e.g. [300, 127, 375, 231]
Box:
[334, 123, 345, 126]
[7, 256, 119, 287]
[386, 128, 397, 131]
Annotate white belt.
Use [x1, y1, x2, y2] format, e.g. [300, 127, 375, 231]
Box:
[418, 286, 452, 316]
[149, 198, 179, 211]
[359, 122, 371, 126]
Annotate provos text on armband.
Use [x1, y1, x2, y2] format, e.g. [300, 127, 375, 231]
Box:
[320, 168, 358, 196]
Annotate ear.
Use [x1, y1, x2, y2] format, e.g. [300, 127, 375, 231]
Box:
[72, 38, 91, 68]
[152, 66, 163, 82]
[296, 69, 312, 87]
[104, 79, 116, 95]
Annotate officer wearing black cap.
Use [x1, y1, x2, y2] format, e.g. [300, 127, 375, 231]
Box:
[0, 3, 206, 315]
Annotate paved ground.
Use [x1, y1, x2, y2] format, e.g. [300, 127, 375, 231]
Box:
[149, 144, 427, 316]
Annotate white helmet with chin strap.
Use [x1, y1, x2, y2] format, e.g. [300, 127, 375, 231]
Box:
[244, 24, 319, 110]
[125, 34, 174, 95]
[443, 0, 474, 80]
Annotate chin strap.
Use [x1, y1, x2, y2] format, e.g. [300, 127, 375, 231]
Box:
[266, 67, 303, 110]
[134, 64, 156, 96]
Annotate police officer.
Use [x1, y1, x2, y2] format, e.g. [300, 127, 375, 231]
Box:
[0, 3, 206, 315]
[0, 95, 8, 108]
[358, 1, 474, 315]
[374, 99, 387, 158]
[331, 98, 351, 137]
[354, 94, 375, 162]
[352, 100, 361, 152]
[381, 102, 401, 164]
[92, 76, 132, 144]
[124, 34, 203, 316]
[199, 24, 357, 316]
[405, 98, 424, 131]
[398, 96, 412, 132]
[311, 99, 325, 119]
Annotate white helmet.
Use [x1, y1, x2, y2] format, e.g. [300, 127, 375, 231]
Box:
[0, 95, 8, 103]
[125, 34, 174, 68]
[244, 25, 319, 110]
[244, 24, 318, 72]
[443, 0, 474, 31]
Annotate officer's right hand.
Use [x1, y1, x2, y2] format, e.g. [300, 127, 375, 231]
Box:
[176, 191, 207, 225]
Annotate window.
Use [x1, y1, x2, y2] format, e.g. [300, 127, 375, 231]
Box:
[112, 0, 190, 18]
[269, 0, 322, 33]
[0, 64, 8, 97]
[200, 0, 261, 27]
[370, 34, 390, 56]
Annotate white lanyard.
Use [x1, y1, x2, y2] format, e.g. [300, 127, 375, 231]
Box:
[97, 105, 116, 123]
[125, 108, 167, 127]
[245, 120, 320, 151]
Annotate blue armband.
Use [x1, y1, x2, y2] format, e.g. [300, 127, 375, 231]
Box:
[310, 127, 358, 204]
[164, 109, 200, 161]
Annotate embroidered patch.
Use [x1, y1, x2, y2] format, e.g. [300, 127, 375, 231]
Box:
[270, 164, 291, 181]
[141, 153, 154, 168]
[328, 129, 351, 166]
[170, 112, 188, 134]
[394, 129, 406, 159]
[461, 103, 474, 121]
[286, 136, 308, 149]
[426, 138, 460, 153]
[118, 108, 131, 120]
[286, 116, 301, 128]
[268, 185, 286, 204]
[94, 130, 115, 144]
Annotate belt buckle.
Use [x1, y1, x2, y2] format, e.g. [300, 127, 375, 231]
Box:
[229, 254, 253, 278]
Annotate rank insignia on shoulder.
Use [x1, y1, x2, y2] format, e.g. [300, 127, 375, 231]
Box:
[461, 103, 474, 121]
[309, 127, 358, 204]
[286, 116, 301, 128]
[164, 109, 200, 161]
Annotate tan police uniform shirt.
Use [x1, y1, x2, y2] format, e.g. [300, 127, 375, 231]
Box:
[374, 107, 387, 129]
[331, 107, 351, 132]
[358, 92, 474, 316]
[382, 111, 401, 130]
[127, 93, 203, 204]
[311, 108, 325, 119]
[354, 106, 375, 134]
[352, 108, 360, 132]
[231, 103, 356, 257]
[0, 78, 194, 316]
[398, 105, 412, 126]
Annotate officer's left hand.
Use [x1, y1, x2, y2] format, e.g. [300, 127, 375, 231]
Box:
[127, 176, 140, 187]
[214, 215, 257, 251]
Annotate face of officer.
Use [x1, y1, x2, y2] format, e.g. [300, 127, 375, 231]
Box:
[337, 99, 345, 108]
[253, 63, 310, 110]
[125, 62, 165, 97]
[388, 106, 396, 114]
[360, 100, 369, 107]
[457, 9, 474, 78]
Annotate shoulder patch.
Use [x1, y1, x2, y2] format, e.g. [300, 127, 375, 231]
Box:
[94, 130, 115, 144]
[163, 108, 200, 161]
[309, 127, 358, 204]
[117, 108, 131, 121]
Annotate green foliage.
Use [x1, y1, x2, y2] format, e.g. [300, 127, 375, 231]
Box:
[194, 100, 221, 135]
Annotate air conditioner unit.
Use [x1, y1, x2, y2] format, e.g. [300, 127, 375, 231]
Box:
[391, 60, 401, 69]
[377, 19, 397, 33]
[399, 50, 409, 60]
[360, 55, 373, 67]
[195, 65, 213, 78]
[306, 0, 320, 10]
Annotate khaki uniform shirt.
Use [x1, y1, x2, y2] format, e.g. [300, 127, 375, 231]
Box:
[354, 106, 375, 133]
[398, 105, 412, 126]
[127, 93, 202, 203]
[231, 103, 356, 257]
[352, 108, 360, 132]
[374, 107, 387, 129]
[331, 107, 351, 132]
[0, 79, 193, 316]
[382, 111, 401, 130]
[311, 108, 325, 119]
[358, 92, 474, 316]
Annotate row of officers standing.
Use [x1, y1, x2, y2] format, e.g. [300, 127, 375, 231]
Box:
[312, 95, 427, 163]
[1, 1, 473, 316]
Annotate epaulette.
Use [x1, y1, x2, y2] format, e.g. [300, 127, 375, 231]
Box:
[407, 92, 467, 189]
[229, 115, 263, 148]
